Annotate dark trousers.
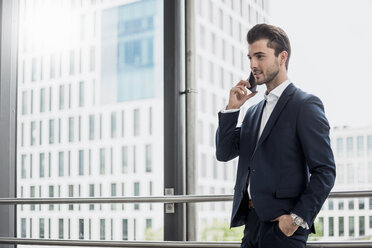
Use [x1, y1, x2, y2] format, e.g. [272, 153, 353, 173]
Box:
[241, 208, 309, 248]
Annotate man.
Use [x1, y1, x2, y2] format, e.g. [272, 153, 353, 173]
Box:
[215, 24, 336, 248]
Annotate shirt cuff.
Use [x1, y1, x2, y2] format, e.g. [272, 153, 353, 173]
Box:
[290, 213, 309, 230]
[220, 106, 240, 113]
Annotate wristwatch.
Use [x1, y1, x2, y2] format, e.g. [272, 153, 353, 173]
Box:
[290, 213, 306, 228]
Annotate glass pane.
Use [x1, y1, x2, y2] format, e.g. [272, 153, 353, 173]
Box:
[195, 0, 372, 245]
[16, 0, 164, 243]
[194, 0, 268, 241]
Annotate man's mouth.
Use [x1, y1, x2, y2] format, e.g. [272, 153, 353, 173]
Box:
[254, 72, 262, 77]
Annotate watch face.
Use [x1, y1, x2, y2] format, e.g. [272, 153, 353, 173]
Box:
[294, 217, 302, 226]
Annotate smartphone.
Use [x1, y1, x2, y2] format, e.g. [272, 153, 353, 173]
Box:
[246, 72, 257, 92]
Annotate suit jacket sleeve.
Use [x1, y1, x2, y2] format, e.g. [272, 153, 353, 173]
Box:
[215, 111, 241, 162]
[291, 96, 336, 226]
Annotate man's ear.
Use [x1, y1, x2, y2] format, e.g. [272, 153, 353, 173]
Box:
[279, 51, 288, 66]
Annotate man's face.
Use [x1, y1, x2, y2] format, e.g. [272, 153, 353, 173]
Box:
[248, 39, 280, 85]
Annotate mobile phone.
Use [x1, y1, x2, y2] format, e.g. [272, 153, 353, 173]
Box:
[247, 72, 257, 92]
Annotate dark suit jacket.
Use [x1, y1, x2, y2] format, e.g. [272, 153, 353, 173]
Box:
[216, 83, 336, 232]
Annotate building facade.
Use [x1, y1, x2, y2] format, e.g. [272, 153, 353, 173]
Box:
[313, 126, 372, 241]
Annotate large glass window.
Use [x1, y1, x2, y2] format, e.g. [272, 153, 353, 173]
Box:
[16, 0, 164, 243]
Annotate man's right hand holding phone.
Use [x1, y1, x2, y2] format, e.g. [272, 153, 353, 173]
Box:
[226, 80, 258, 110]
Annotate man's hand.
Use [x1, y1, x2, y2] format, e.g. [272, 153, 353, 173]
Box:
[226, 80, 258, 110]
[272, 214, 299, 237]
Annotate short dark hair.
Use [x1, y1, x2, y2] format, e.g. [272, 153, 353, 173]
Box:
[247, 24, 291, 70]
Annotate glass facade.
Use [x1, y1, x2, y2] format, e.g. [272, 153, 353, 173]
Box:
[16, 0, 164, 243]
[5, 0, 371, 246]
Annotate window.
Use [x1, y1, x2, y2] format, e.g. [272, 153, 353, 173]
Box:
[100, 219, 105, 240]
[79, 219, 84, 240]
[100, 148, 105, 174]
[338, 200, 344, 210]
[30, 121, 36, 146]
[79, 150, 84, 176]
[69, 50, 75, 75]
[89, 115, 95, 140]
[59, 152, 64, 177]
[59, 85, 65, 110]
[122, 219, 128, 240]
[22, 91, 28, 115]
[39, 153, 45, 178]
[49, 185, 54, 210]
[89, 184, 94, 210]
[111, 112, 117, 138]
[68, 117, 74, 142]
[39, 218, 45, 238]
[359, 216, 365, 236]
[111, 183, 116, 210]
[121, 111, 125, 137]
[359, 198, 365, 209]
[134, 219, 137, 240]
[50, 54, 56, 79]
[145, 144, 152, 172]
[339, 217, 344, 236]
[134, 182, 140, 210]
[348, 199, 354, 209]
[346, 136, 353, 155]
[121, 146, 128, 174]
[133, 145, 137, 173]
[90, 46, 95, 71]
[328, 199, 334, 210]
[40, 88, 45, 112]
[21, 155, 26, 178]
[21, 218, 26, 238]
[146, 219, 152, 229]
[58, 219, 64, 239]
[149, 107, 152, 135]
[328, 217, 334, 236]
[349, 216, 355, 237]
[133, 109, 140, 136]
[30, 186, 35, 211]
[79, 82, 84, 107]
[49, 119, 55, 144]
[14, 0, 164, 243]
[68, 185, 74, 211]
[30, 155, 33, 179]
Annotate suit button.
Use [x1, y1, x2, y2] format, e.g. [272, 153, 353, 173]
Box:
[240, 190, 244, 195]
[252, 169, 255, 172]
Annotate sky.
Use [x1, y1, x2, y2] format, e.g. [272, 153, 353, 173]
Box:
[267, 0, 372, 128]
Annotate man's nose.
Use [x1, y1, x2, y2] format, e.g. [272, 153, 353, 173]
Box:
[250, 59, 258, 70]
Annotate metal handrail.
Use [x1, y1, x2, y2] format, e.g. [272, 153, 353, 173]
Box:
[0, 237, 372, 247]
[0, 190, 371, 205]
[0, 194, 233, 205]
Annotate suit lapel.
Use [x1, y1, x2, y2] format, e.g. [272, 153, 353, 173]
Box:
[250, 100, 265, 149]
[256, 83, 296, 149]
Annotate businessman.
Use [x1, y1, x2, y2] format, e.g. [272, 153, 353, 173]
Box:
[216, 24, 336, 248]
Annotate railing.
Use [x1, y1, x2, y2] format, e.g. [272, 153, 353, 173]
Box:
[0, 190, 371, 247]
